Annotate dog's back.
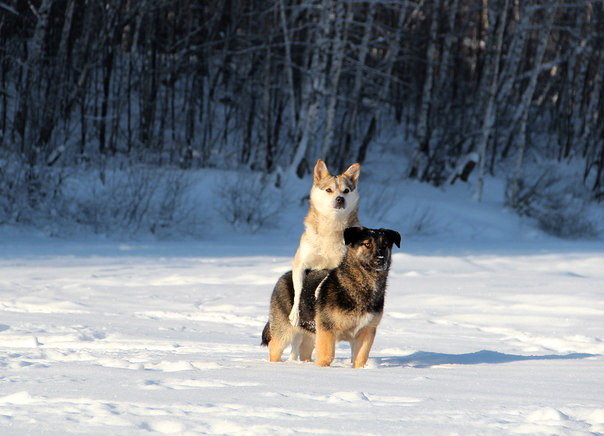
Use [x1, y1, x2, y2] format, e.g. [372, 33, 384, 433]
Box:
[263, 270, 329, 340]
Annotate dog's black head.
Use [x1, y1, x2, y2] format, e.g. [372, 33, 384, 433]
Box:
[344, 227, 401, 271]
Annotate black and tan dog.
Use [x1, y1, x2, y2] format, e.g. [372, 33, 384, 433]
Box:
[261, 227, 400, 368]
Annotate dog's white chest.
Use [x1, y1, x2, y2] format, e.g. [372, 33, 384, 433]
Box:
[352, 313, 375, 337]
[305, 236, 346, 270]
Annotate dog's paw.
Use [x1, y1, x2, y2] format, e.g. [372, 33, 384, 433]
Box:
[288, 310, 300, 327]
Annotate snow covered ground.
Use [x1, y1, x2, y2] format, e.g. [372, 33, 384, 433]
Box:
[0, 165, 603, 434]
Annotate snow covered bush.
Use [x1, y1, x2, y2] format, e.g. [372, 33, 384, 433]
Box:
[67, 167, 199, 237]
[401, 206, 439, 237]
[362, 185, 395, 222]
[507, 165, 598, 239]
[363, 184, 438, 237]
[0, 156, 66, 226]
[214, 173, 285, 233]
[0, 153, 202, 237]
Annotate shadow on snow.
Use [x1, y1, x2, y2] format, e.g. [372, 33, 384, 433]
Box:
[373, 350, 597, 368]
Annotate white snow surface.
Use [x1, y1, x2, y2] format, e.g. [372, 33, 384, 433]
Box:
[1, 165, 603, 435]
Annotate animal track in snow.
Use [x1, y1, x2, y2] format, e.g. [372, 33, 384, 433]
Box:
[0, 299, 88, 314]
[134, 305, 265, 328]
[428, 318, 604, 355]
[141, 377, 261, 390]
[280, 390, 422, 406]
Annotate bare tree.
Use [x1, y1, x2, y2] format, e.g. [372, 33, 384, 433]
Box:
[408, 0, 441, 180]
[475, 0, 510, 202]
[506, 0, 559, 207]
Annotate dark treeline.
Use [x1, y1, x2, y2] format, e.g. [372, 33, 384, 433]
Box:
[0, 0, 603, 204]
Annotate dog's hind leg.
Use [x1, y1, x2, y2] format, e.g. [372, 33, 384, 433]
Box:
[268, 337, 287, 363]
[299, 335, 314, 362]
[288, 332, 303, 361]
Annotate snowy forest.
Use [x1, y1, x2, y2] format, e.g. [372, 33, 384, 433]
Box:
[0, 0, 603, 235]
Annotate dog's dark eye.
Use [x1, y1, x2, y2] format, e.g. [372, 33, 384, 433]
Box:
[326, 188, 333, 193]
[363, 241, 371, 248]
[343, 188, 350, 194]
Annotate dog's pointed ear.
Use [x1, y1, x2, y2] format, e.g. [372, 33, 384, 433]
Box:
[382, 229, 401, 248]
[314, 159, 330, 183]
[343, 163, 360, 186]
[344, 227, 367, 246]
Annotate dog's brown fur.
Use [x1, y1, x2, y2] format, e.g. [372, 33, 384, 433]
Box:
[262, 227, 400, 368]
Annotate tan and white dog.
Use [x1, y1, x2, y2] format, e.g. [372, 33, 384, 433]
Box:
[289, 160, 361, 331]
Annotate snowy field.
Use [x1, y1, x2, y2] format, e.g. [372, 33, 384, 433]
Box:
[1, 163, 604, 435]
[0, 233, 603, 435]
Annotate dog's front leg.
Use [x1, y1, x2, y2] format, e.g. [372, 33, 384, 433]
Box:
[315, 327, 336, 367]
[299, 335, 314, 362]
[350, 339, 359, 365]
[352, 326, 376, 368]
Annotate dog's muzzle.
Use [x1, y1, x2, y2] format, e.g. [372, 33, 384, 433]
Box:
[376, 255, 389, 270]
[334, 196, 345, 209]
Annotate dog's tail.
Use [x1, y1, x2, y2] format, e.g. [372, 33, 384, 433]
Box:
[260, 321, 271, 346]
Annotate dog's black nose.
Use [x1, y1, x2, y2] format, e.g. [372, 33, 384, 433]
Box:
[335, 196, 344, 204]
[376, 254, 389, 270]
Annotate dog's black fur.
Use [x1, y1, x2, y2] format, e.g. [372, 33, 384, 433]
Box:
[261, 269, 329, 345]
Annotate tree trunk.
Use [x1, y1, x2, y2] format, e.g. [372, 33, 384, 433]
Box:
[476, 0, 509, 202]
[337, 1, 376, 169]
[408, 0, 441, 179]
[16, 0, 52, 164]
[321, 1, 350, 161]
[497, 5, 532, 159]
[290, 0, 330, 177]
[507, 0, 559, 207]
[278, 0, 300, 139]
